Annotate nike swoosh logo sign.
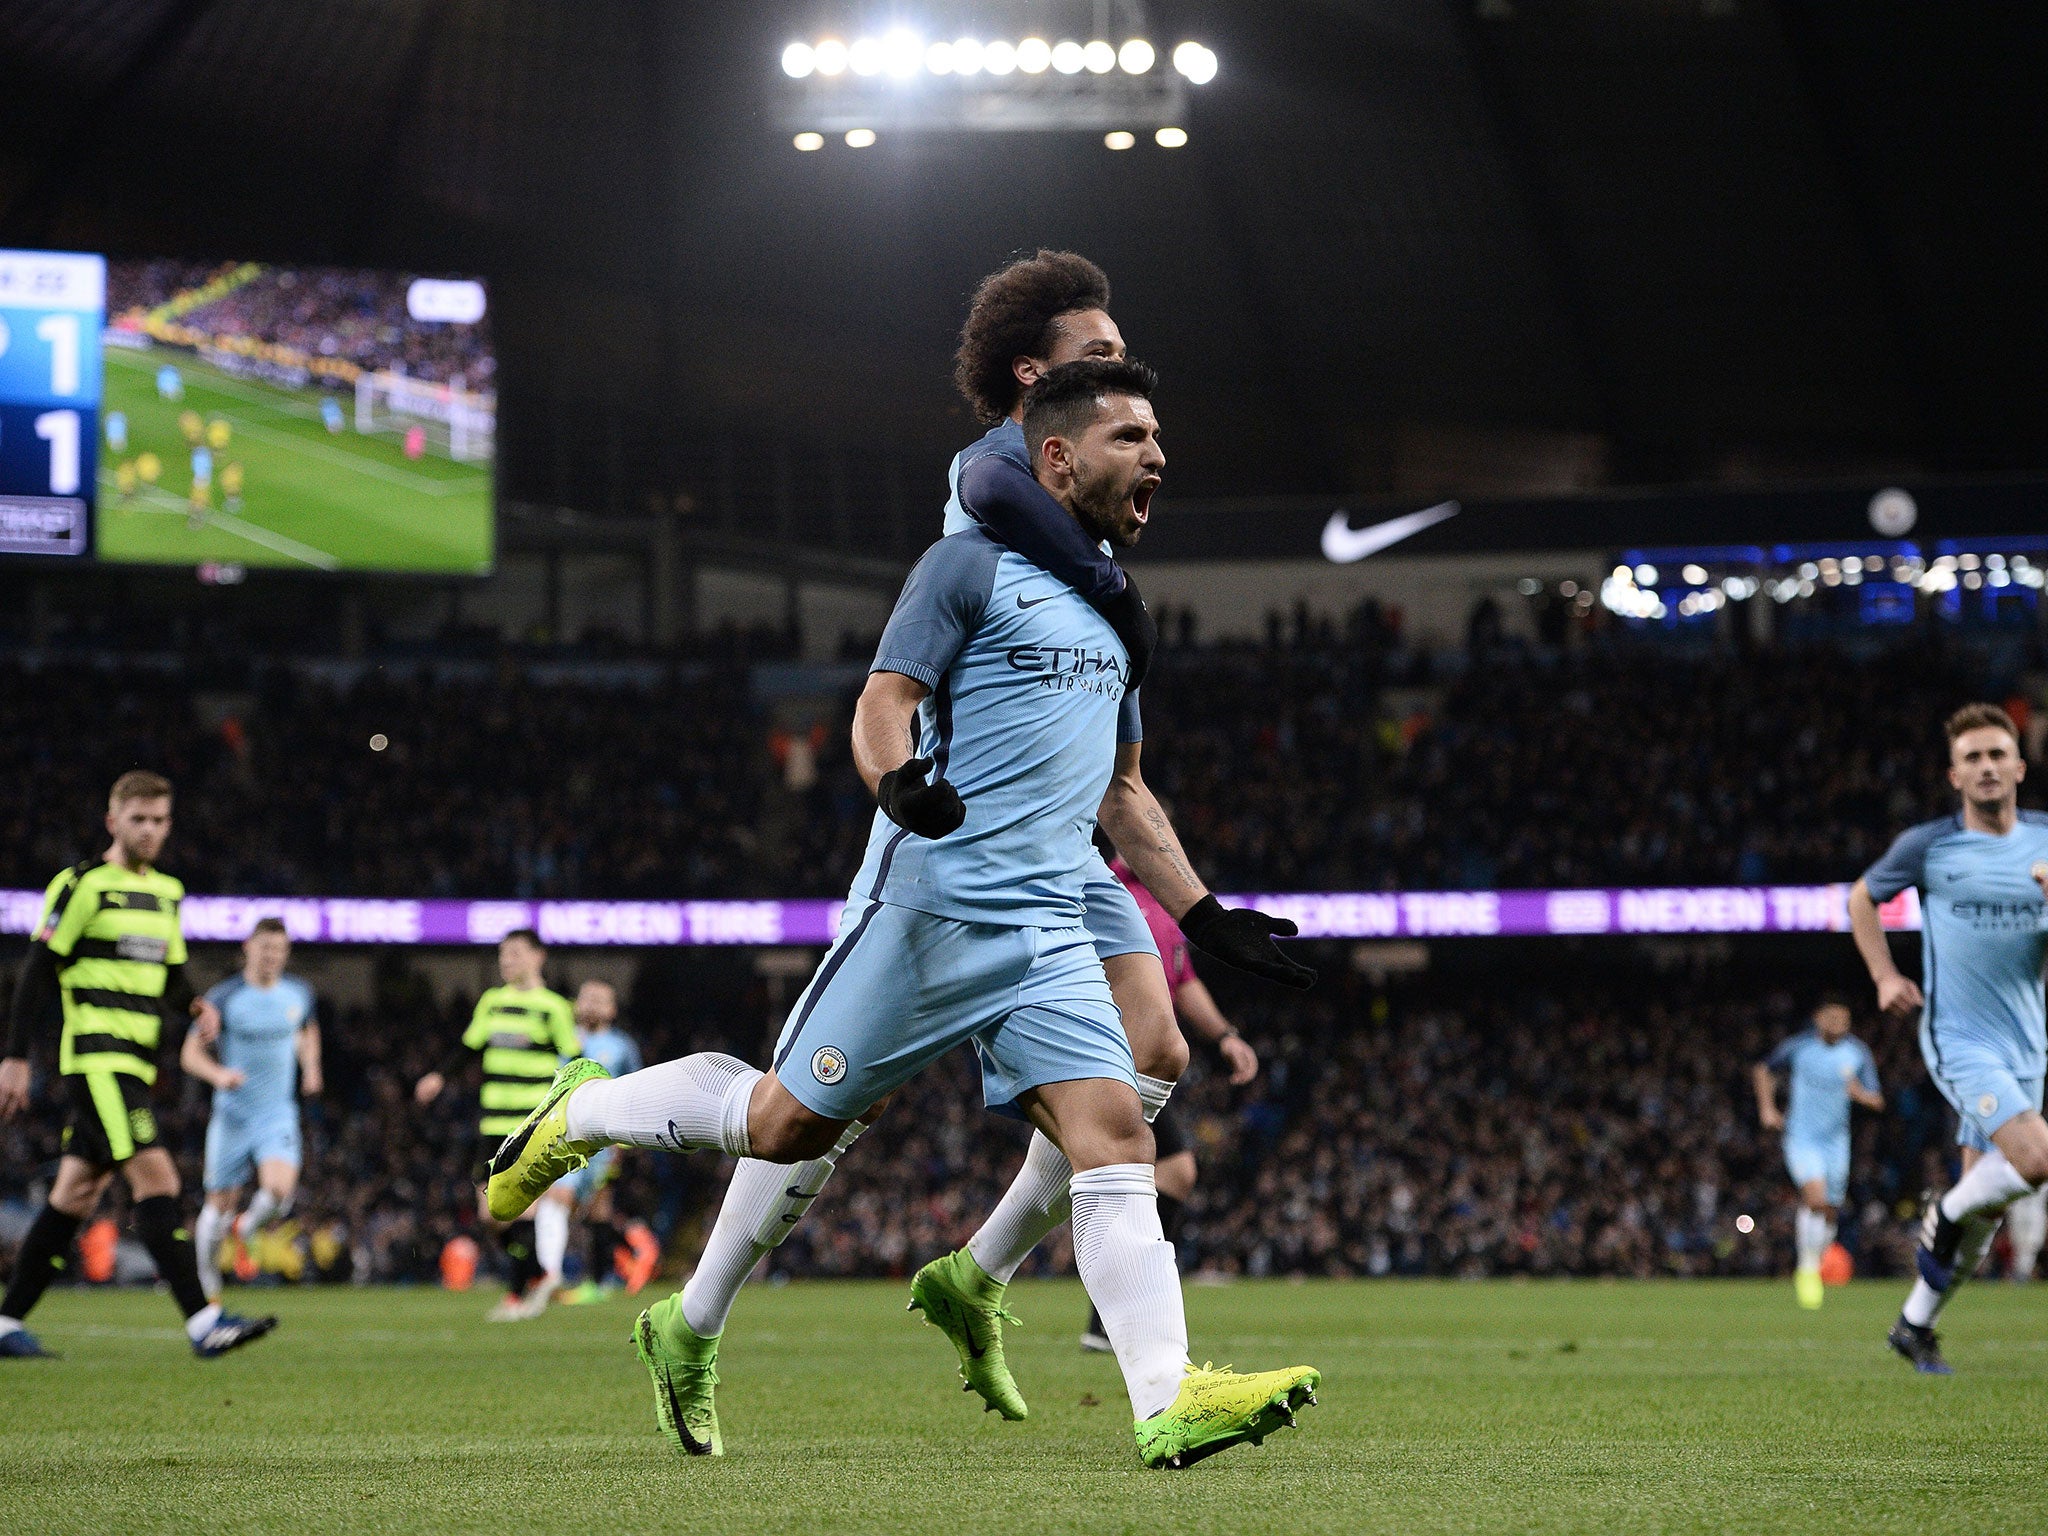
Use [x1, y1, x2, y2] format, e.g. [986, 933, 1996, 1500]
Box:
[1320, 501, 1460, 564]
[1017, 591, 1059, 609]
[785, 1184, 826, 1201]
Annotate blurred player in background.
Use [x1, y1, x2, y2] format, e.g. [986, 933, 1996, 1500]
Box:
[182, 917, 322, 1299]
[556, 979, 647, 1304]
[414, 929, 579, 1320]
[1076, 833, 1262, 1351]
[1752, 993, 1881, 1310]
[1850, 703, 2048, 1373]
[0, 771, 275, 1359]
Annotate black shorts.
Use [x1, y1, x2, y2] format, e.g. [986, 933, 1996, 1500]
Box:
[1151, 1104, 1189, 1161]
[61, 1070, 162, 1170]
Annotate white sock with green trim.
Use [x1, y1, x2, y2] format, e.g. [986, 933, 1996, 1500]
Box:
[194, 1204, 230, 1298]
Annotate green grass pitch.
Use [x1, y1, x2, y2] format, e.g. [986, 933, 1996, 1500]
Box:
[92, 343, 492, 573]
[5, 1279, 2043, 1533]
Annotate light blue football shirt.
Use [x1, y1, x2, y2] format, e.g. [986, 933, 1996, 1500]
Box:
[856, 527, 1142, 926]
[1766, 1029, 1879, 1145]
[1863, 811, 2048, 1078]
[577, 1026, 643, 1080]
[203, 973, 315, 1119]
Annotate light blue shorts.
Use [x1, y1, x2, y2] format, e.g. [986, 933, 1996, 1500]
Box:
[1924, 1025, 2045, 1151]
[203, 1111, 301, 1192]
[1081, 855, 1158, 962]
[771, 896, 1135, 1120]
[562, 1147, 618, 1205]
[1784, 1136, 1850, 1206]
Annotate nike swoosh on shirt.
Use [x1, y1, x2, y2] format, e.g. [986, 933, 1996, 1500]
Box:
[1017, 591, 1059, 609]
[1319, 501, 1460, 564]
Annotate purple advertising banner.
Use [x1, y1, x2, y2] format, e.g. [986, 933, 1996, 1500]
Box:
[0, 884, 1922, 946]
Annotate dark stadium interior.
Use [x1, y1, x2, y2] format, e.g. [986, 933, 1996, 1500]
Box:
[3, 2, 2046, 552]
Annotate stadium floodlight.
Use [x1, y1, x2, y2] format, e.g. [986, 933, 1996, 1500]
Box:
[1017, 37, 1052, 73]
[952, 37, 984, 74]
[849, 36, 883, 75]
[984, 40, 1018, 74]
[883, 29, 923, 77]
[845, 127, 877, 147]
[1155, 125, 1187, 147]
[1084, 39, 1116, 73]
[793, 131, 825, 151]
[813, 38, 848, 75]
[1051, 39, 1086, 73]
[1119, 39, 1155, 73]
[1105, 130, 1136, 149]
[1172, 42, 1218, 84]
[926, 40, 955, 73]
[783, 42, 816, 78]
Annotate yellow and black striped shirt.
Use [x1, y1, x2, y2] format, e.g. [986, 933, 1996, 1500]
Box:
[36, 859, 188, 1086]
[463, 984, 579, 1136]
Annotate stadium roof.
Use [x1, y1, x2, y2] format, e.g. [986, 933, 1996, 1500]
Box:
[2, 1, 2043, 552]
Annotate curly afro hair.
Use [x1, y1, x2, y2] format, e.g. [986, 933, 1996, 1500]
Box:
[953, 250, 1112, 425]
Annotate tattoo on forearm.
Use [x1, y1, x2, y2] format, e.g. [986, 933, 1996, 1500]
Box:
[1142, 803, 1201, 892]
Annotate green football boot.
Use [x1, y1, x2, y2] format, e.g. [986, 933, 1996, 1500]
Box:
[1134, 1362, 1321, 1470]
[907, 1249, 1028, 1421]
[485, 1058, 611, 1221]
[633, 1293, 723, 1457]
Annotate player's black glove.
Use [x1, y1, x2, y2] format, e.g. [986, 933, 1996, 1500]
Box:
[1093, 572, 1157, 693]
[1179, 895, 1318, 990]
[877, 756, 966, 839]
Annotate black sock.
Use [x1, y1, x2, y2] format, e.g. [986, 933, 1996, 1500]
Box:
[132, 1195, 210, 1319]
[1157, 1193, 1186, 1249]
[1, 1205, 83, 1323]
[587, 1221, 621, 1285]
[503, 1219, 540, 1292]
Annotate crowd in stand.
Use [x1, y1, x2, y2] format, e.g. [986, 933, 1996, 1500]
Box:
[1, 630, 2037, 901]
[107, 259, 492, 387]
[0, 624, 2042, 1287]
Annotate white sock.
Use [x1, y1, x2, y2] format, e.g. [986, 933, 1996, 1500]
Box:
[1938, 1150, 2038, 1223]
[1135, 1073, 1175, 1124]
[967, 1131, 1074, 1284]
[184, 1301, 222, 1343]
[235, 1187, 285, 1239]
[534, 1198, 570, 1281]
[1069, 1163, 1189, 1420]
[682, 1122, 867, 1337]
[0, 1317, 21, 1338]
[1794, 1208, 1834, 1272]
[2006, 1187, 2047, 1279]
[962, 1077, 1176, 1287]
[1903, 1214, 2001, 1325]
[194, 1204, 230, 1297]
[564, 1054, 760, 1157]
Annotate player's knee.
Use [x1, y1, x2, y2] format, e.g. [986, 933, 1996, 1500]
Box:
[1134, 1020, 1189, 1083]
[748, 1097, 847, 1162]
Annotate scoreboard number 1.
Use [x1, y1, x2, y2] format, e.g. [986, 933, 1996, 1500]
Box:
[34, 409, 80, 494]
[35, 313, 80, 395]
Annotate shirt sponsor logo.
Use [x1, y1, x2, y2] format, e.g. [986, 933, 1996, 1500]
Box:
[114, 933, 169, 962]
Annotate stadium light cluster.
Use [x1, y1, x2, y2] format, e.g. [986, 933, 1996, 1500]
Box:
[781, 34, 1214, 83]
[776, 16, 1206, 141]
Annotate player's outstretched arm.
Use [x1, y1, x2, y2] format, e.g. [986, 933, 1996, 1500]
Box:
[1847, 878, 1922, 1016]
[854, 670, 964, 838]
[297, 1014, 324, 1098]
[1099, 743, 1316, 990]
[180, 1019, 243, 1091]
[0, 942, 61, 1116]
[1751, 1061, 1784, 1132]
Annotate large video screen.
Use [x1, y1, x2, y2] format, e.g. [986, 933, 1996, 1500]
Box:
[0, 249, 493, 573]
